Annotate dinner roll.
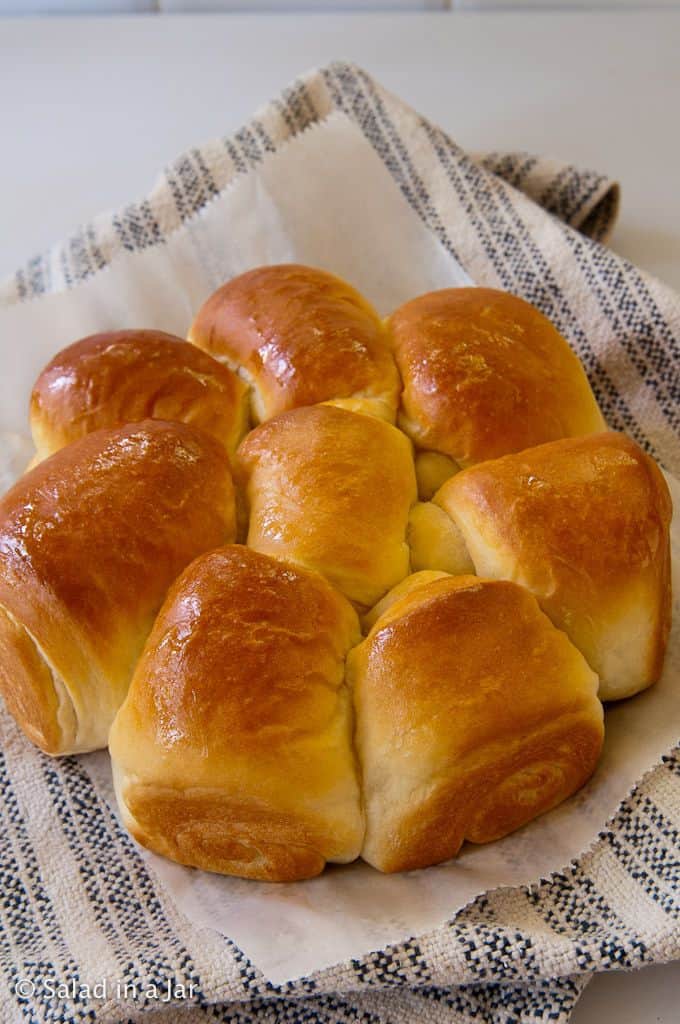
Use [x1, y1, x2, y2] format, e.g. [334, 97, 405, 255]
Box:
[30, 329, 249, 460]
[237, 404, 417, 607]
[109, 546, 364, 882]
[348, 574, 604, 873]
[188, 264, 399, 423]
[0, 420, 236, 755]
[388, 287, 606, 467]
[435, 432, 672, 701]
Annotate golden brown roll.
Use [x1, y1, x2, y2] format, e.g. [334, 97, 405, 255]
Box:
[388, 287, 606, 468]
[348, 573, 604, 873]
[435, 432, 672, 701]
[30, 329, 250, 460]
[237, 404, 417, 607]
[188, 264, 400, 423]
[109, 546, 364, 882]
[0, 420, 236, 756]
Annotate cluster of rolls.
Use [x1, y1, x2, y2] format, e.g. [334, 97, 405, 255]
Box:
[0, 264, 672, 880]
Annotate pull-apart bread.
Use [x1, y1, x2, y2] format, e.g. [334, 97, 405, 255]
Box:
[0, 265, 672, 881]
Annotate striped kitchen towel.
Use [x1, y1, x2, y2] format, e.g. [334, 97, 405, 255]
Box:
[0, 61, 678, 1024]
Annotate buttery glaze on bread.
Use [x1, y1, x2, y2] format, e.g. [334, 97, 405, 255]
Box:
[30, 329, 250, 460]
[0, 420, 236, 755]
[109, 546, 364, 882]
[435, 432, 672, 700]
[388, 288, 605, 473]
[236, 404, 417, 607]
[188, 264, 400, 423]
[348, 573, 604, 873]
[1, 265, 673, 882]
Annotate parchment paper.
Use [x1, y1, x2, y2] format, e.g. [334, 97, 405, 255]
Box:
[0, 112, 677, 985]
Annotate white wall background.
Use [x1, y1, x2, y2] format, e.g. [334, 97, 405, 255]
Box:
[2, 0, 680, 13]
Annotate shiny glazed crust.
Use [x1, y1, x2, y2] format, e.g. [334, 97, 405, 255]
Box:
[436, 432, 672, 700]
[388, 287, 606, 466]
[236, 403, 417, 607]
[109, 546, 364, 881]
[30, 329, 250, 459]
[348, 574, 604, 872]
[1, 266, 673, 880]
[0, 420, 236, 754]
[188, 264, 399, 423]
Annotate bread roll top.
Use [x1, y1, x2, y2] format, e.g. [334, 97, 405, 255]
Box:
[436, 431, 672, 700]
[237, 403, 417, 607]
[0, 419, 236, 754]
[388, 287, 605, 467]
[110, 545, 364, 881]
[349, 574, 604, 873]
[30, 329, 249, 460]
[188, 264, 399, 423]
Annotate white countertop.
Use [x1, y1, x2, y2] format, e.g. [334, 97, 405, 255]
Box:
[0, 10, 678, 1021]
[2, 10, 680, 290]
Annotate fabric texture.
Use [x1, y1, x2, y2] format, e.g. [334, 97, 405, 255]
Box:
[0, 61, 678, 1024]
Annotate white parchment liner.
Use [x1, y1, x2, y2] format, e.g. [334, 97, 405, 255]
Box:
[0, 113, 677, 985]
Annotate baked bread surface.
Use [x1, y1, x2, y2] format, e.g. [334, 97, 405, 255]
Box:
[348, 573, 604, 873]
[109, 545, 364, 882]
[0, 419, 236, 754]
[389, 287, 605, 469]
[30, 329, 249, 460]
[189, 264, 399, 423]
[237, 403, 417, 607]
[436, 432, 672, 700]
[1, 266, 672, 880]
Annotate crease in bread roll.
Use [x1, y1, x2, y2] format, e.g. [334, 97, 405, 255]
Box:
[0, 419, 237, 755]
[322, 396, 396, 422]
[348, 574, 604, 873]
[109, 546, 365, 882]
[362, 570, 450, 632]
[188, 264, 400, 425]
[388, 287, 606, 468]
[0, 604, 79, 753]
[407, 501, 475, 576]
[29, 329, 250, 462]
[434, 431, 672, 701]
[414, 451, 460, 501]
[236, 404, 417, 608]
